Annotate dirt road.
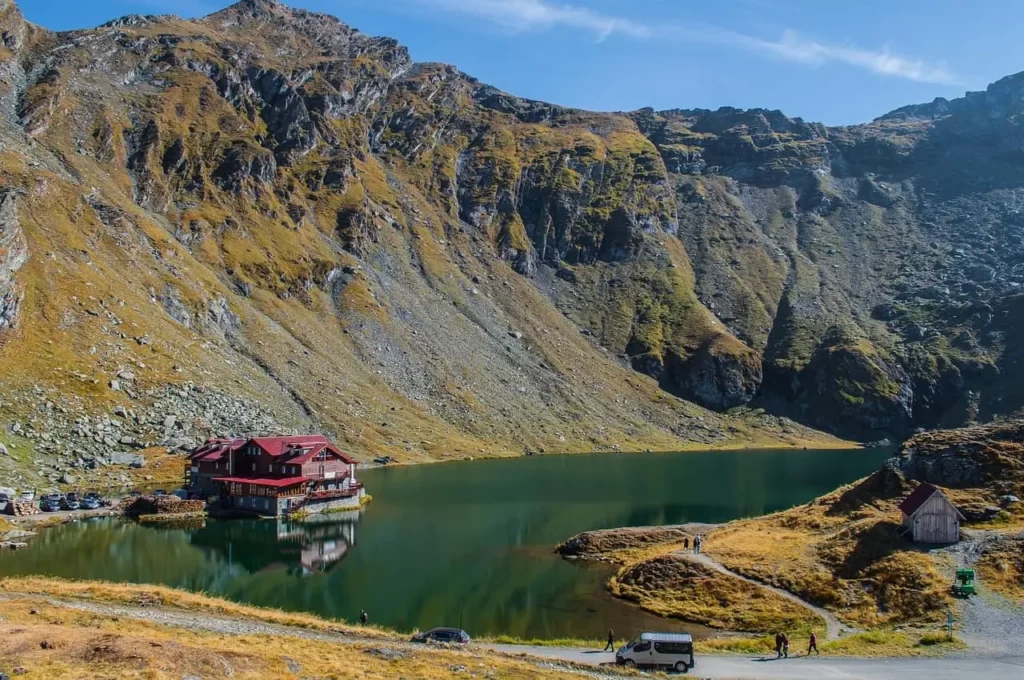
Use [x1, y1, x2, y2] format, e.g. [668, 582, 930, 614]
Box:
[29, 594, 1024, 680]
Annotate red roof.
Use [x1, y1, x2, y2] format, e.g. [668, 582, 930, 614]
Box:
[251, 436, 330, 457]
[189, 438, 246, 462]
[250, 437, 357, 465]
[899, 482, 945, 517]
[188, 436, 357, 465]
[213, 476, 310, 488]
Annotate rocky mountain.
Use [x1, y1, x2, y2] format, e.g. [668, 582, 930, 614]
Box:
[1, 0, 1022, 480]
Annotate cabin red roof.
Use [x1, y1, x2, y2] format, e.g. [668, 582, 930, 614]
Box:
[213, 476, 310, 488]
[899, 482, 942, 517]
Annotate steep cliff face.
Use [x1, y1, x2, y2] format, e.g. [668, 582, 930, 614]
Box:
[2, 0, 1024, 480]
[0, 0, 842, 487]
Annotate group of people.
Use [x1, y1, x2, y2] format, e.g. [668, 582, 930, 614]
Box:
[682, 534, 704, 554]
[774, 631, 819, 658]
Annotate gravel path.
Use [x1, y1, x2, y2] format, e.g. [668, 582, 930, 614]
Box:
[677, 551, 849, 641]
[940, 530, 1024, 656]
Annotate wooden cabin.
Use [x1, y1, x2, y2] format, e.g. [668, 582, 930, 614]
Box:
[899, 482, 964, 545]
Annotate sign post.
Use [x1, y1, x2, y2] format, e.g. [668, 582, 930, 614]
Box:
[947, 607, 954, 640]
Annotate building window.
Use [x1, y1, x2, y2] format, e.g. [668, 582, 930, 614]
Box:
[251, 462, 256, 472]
[269, 464, 274, 473]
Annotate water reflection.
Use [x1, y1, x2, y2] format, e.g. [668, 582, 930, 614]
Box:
[190, 511, 361, 576]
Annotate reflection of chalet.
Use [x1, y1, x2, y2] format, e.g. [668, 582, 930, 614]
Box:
[189, 514, 360, 575]
[186, 435, 364, 516]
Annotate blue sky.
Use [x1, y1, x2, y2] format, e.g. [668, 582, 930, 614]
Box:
[21, 0, 1024, 125]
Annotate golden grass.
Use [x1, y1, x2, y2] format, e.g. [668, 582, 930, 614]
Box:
[704, 480, 951, 628]
[0, 595, 593, 679]
[611, 554, 824, 635]
[0, 577, 393, 637]
[975, 538, 1024, 604]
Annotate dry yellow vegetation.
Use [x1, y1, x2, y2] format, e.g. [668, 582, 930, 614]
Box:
[0, 578, 611, 679]
[975, 537, 1024, 604]
[704, 472, 950, 628]
[611, 554, 823, 634]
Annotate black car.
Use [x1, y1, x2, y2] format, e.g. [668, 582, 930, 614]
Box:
[411, 628, 471, 645]
[80, 496, 101, 510]
[61, 495, 80, 511]
[39, 495, 61, 512]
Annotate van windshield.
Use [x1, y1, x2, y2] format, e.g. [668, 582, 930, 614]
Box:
[625, 638, 641, 649]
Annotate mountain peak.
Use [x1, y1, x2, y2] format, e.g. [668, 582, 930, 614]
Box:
[208, 0, 286, 21]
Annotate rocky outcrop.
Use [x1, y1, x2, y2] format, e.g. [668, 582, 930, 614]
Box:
[886, 421, 1024, 490]
[665, 337, 762, 411]
[0, 191, 26, 332]
[792, 335, 914, 441]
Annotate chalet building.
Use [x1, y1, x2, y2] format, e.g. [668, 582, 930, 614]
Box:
[185, 435, 364, 517]
[187, 438, 246, 496]
[899, 482, 964, 545]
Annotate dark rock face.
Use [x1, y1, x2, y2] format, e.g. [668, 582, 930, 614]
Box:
[665, 340, 762, 411]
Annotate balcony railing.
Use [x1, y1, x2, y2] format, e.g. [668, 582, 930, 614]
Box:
[305, 484, 363, 501]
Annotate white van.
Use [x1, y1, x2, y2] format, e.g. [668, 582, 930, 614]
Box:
[615, 632, 695, 672]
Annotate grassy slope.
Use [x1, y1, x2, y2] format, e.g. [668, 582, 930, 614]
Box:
[0, 578, 605, 679]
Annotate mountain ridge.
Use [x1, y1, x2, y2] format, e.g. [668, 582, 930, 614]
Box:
[1, 0, 1022, 485]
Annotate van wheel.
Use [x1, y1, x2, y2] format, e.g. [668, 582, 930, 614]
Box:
[674, 661, 689, 673]
[622, 659, 636, 668]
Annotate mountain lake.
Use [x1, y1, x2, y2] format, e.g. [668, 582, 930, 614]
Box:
[0, 447, 892, 640]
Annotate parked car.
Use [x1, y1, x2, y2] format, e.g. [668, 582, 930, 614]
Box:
[60, 495, 80, 511]
[19, 490, 35, 502]
[616, 633, 694, 673]
[80, 496, 101, 510]
[39, 495, 61, 512]
[0, 492, 9, 503]
[411, 628, 471, 645]
[153, 490, 167, 496]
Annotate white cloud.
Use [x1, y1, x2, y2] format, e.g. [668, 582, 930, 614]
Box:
[718, 28, 962, 86]
[413, 0, 961, 86]
[416, 0, 651, 40]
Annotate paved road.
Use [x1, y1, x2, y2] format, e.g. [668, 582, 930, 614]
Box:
[484, 645, 1024, 679]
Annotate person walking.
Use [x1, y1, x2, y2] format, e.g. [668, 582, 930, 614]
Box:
[774, 632, 783, 659]
[359, 609, 368, 625]
[808, 631, 819, 656]
[781, 632, 790, 658]
[604, 629, 615, 652]
[694, 534, 702, 554]
[683, 536, 690, 551]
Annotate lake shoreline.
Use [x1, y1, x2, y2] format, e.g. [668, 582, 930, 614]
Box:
[0, 447, 892, 641]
